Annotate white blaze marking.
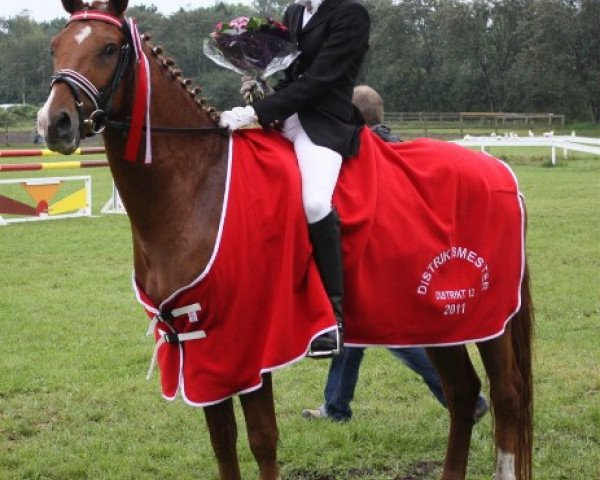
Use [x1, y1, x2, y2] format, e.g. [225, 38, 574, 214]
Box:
[37, 88, 56, 137]
[75, 25, 92, 44]
[496, 449, 516, 480]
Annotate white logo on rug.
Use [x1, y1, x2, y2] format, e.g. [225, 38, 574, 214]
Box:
[416, 246, 490, 316]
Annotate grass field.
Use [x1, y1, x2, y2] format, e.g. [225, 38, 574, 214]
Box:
[1, 147, 599, 480]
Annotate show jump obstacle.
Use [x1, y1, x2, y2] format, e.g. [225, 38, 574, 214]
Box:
[0, 176, 92, 226]
[0, 147, 124, 225]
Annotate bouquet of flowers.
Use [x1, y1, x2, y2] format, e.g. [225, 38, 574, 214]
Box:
[203, 16, 300, 103]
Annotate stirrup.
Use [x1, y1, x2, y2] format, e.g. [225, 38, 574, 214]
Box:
[307, 328, 342, 358]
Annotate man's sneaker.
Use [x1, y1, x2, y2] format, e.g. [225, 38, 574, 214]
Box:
[301, 404, 328, 420]
[474, 396, 489, 422]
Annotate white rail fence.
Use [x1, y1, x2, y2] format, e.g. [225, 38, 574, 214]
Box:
[453, 134, 600, 165]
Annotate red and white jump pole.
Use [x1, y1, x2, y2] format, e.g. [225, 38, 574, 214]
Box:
[0, 159, 109, 172]
[0, 146, 105, 158]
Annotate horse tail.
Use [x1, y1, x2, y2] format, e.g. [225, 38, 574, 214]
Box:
[512, 261, 534, 480]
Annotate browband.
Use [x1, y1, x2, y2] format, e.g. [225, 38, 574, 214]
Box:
[68, 11, 123, 28]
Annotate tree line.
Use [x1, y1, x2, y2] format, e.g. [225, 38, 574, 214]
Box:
[1, 0, 599, 122]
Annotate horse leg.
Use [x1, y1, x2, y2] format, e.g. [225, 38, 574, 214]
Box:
[204, 398, 242, 480]
[477, 266, 534, 480]
[239, 373, 280, 480]
[477, 326, 521, 480]
[426, 345, 481, 480]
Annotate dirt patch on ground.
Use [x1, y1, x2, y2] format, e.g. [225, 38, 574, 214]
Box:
[393, 461, 442, 480]
[286, 460, 442, 479]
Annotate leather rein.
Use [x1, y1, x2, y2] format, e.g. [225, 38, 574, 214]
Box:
[50, 11, 225, 140]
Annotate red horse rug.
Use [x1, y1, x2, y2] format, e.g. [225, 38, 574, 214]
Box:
[135, 128, 525, 406]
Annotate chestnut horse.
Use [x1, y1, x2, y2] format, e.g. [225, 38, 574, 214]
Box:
[38, 1, 533, 479]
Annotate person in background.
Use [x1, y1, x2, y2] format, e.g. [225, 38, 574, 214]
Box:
[219, 0, 371, 358]
[351, 85, 400, 142]
[300, 85, 490, 422]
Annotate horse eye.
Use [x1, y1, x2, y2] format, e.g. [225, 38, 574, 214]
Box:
[48, 47, 54, 57]
[104, 43, 118, 56]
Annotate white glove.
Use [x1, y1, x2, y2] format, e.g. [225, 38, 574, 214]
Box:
[240, 76, 273, 103]
[219, 106, 258, 131]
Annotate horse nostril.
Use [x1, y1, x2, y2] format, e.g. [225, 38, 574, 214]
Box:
[56, 111, 73, 136]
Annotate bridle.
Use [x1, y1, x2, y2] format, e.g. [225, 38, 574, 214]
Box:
[50, 11, 225, 143]
[50, 11, 134, 137]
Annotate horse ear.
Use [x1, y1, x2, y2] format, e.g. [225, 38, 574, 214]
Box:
[61, 0, 85, 13]
[109, 0, 129, 16]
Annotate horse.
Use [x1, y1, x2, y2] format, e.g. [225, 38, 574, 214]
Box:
[38, 1, 534, 479]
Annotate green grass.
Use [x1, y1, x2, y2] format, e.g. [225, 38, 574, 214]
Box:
[1, 150, 599, 479]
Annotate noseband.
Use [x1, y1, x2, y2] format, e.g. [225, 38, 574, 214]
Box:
[50, 11, 133, 137]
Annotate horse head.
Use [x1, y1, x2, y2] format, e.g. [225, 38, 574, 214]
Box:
[38, 0, 130, 154]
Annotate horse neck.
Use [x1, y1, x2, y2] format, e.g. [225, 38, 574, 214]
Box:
[103, 48, 229, 304]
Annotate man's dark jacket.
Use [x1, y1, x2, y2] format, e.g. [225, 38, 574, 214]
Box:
[253, 0, 370, 158]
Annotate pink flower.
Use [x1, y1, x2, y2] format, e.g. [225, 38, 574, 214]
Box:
[229, 16, 249, 32]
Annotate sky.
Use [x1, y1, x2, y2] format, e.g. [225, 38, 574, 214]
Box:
[1, 0, 252, 23]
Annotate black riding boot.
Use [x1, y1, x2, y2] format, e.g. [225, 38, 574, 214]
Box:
[307, 209, 344, 358]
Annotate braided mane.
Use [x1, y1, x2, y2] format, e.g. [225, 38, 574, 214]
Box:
[141, 32, 221, 123]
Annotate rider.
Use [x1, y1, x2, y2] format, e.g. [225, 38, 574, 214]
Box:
[219, 0, 371, 357]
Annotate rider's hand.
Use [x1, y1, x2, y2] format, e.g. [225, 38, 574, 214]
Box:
[219, 106, 258, 131]
[240, 76, 273, 103]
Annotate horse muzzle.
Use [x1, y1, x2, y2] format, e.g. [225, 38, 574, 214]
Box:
[43, 108, 81, 155]
[41, 68, 109, 154]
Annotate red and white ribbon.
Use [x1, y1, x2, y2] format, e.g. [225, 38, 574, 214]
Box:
[124, 17, 152, 164]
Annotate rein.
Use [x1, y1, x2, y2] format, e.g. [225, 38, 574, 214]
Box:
[104, 121, 226, 134]
[50, 11, 225, 160]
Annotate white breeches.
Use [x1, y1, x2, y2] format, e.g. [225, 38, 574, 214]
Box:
[282, 113, 342, 224]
